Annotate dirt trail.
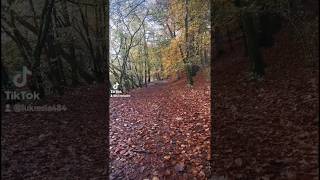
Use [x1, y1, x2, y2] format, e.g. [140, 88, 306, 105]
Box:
[110, 75, 211, 179]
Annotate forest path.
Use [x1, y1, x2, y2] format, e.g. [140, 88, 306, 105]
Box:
[110, 75, 211, 179]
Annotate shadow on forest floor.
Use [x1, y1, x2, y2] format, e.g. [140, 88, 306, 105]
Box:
[1, 84, 108, 179]
[211, 29, 319, 179]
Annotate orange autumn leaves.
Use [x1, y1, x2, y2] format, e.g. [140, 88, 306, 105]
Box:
[162, 36, 184, 78]
[161, 0, 210, 79]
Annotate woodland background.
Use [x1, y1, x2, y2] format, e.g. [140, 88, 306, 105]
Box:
[1, 0, 319, 179]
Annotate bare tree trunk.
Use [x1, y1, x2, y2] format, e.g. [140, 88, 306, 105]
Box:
[28, 0, 38, 29]
[101, 0, 108, 82]
[78, 5, 103, 82]
[45, 37, 63, 95]
[133, 63, 143, 87]
[30, 0, 55, 98]
[58, 46, 95, 84]
[143, 23, 149, 87]
[69, 43, 80, 86]
[184, 0, 193, 86]
[61, 0, 80, 86]
[144, 58, 147, 87]
[148, 66, 151, 82]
